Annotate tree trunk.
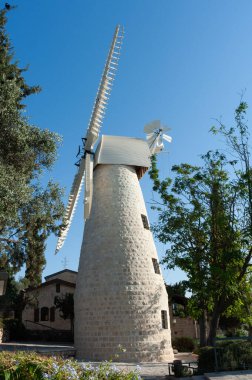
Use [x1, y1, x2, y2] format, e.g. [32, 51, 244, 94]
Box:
[199, 311, 208, 347]
[248, 325, 252, 340]
[207, 309, 221, 346]
[71, 318, 74, 335]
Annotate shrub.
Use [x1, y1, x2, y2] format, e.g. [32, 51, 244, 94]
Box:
[3, 319, 27, 341]
[198, 341, 252, 373]
[172, 337, 195, 352]
[226, 328, 249, 338]
[0, 351, 142, 380]
[197, 346, 216, 373]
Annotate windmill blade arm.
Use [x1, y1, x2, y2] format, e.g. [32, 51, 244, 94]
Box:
[144, 120, 161, 134]
[55, 158, 86, 254]
[163, 133, 172, 143]
[85, 25, 124, 150]
[146, 132, 157, 147]
[56, 26, 124, 253]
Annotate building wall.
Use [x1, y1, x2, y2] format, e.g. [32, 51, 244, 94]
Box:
[169, 305, 199, 340]
[45, 271, 77, 284]
[22, 282, 74, 331]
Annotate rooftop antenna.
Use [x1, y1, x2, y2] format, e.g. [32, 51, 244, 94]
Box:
[61, 256, 68, 269]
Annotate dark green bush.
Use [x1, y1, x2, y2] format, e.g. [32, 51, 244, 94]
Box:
[198, 341, 252, 373]
[3, 319, 27, 341]
[172, 336, 195, 352]
[198, 346, 216, 373]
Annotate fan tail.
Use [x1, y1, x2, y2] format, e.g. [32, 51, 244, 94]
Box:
[144, 120, 172, 155]
[162, 133, 172, 143]
[144, 120, 161, 134]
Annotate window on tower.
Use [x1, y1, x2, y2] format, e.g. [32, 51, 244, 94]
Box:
[56, 283, 60, 293]
[141, 214, 150, 230]
[161, 310, 168, 329]
[152, 258, 161, 274]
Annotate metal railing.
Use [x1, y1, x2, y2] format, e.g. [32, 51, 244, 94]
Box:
[168, 360, 198, 377]
[24, 320, 58, 331]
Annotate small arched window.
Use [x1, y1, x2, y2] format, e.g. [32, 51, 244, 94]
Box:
[41, 307, 49, 321]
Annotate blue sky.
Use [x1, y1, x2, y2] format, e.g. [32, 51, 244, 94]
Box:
[7, 0, 252, 284]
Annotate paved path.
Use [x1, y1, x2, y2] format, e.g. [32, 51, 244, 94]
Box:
[0, 342, 75, 356]
[86, 352, 199, 379]
[112, 364, 252, 379]
[204, 371, 252, 380]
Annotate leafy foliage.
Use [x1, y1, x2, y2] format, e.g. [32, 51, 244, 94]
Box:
[198, 341, 252, 373]
[54, 293, 74, 332]
[166, 281, 188, 299]
[0, 7, 64, 286]
[172, 336, 196, 352]
[149, 102, 252, 346]
[54, 293, 74, 321]
[0, 352, 142, 380]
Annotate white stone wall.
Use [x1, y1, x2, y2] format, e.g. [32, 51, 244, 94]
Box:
[75, 164, 174, 362]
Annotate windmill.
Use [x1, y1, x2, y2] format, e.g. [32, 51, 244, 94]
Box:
[56, 26, 174, 362]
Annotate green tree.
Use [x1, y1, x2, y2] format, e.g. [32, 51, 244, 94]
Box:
[150, 145, 252, 346]
[0, 7, 64, 286]
[211, 100, 252, 336]
[54, 293, 74, 333]
[166, 281, 188, 299]
[166, 281, 189, 318]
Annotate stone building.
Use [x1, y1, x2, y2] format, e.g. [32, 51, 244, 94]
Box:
[22, 269, 76, 333]
[169, 294, 199, 340]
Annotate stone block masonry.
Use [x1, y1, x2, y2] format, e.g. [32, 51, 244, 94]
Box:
[74, 164, 174, 362]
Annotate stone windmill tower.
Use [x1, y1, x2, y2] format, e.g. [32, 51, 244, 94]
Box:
[56, 26, 174, 362]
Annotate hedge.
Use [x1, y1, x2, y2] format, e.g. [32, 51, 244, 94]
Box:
[198, 341, 252, 373]
[172, 336, 196, 352]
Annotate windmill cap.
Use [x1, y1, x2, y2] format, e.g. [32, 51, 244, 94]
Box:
[94, 135, 151, 170]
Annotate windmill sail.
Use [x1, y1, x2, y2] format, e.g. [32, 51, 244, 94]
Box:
[55, 25, 124, 254]
[84, 25, 124, 151]
[55, 158, 85, 253]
